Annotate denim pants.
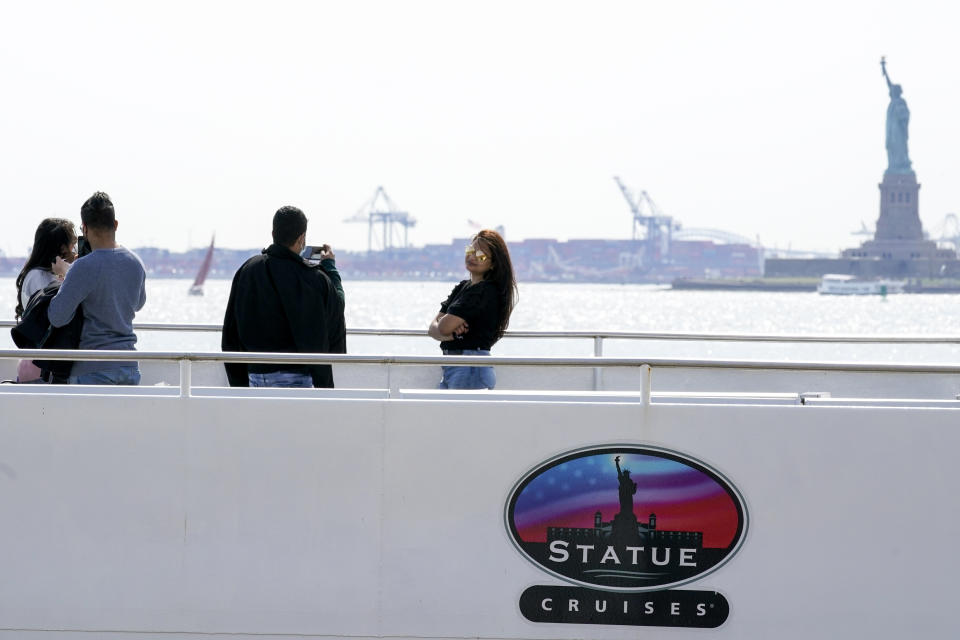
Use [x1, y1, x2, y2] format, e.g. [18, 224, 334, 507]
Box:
[438, 349, 496, 389]
[69, 366, 141, 385]
[248, 371, 314, 388]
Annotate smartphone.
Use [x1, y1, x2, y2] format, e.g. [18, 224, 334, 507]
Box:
[303, 245, 326, 259]
[77, 235, 91, 258]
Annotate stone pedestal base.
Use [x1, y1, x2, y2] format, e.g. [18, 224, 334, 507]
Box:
[876, 172, 922, 241]
[837, 171, 956, 263]
[842, 239, 949, 261]
[765, 167, 958, 278]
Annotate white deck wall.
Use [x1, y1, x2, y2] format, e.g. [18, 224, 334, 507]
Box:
[0, 388, 957, 639]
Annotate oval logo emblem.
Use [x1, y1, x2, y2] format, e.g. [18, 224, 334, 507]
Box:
[505, 445, 748, 592]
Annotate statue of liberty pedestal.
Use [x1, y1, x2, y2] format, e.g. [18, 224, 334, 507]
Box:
[882, 56, 913, 175]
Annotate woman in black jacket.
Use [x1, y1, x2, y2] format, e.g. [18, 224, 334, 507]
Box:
[428, 229, 517, 389]
[14, 218, 77, 382]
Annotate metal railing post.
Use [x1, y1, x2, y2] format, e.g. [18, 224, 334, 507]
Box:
[386, 363, 398, 398]
[179, 358, 192, 398]
[640, 364, 651, 405]
[593, 335, 603, 390]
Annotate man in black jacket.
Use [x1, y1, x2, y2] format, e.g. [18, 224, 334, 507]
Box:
[221, 206, 346, 388]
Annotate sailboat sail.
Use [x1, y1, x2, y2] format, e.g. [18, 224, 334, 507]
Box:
[188, 235, 215, 295]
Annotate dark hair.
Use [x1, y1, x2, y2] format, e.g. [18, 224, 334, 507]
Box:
[272, 206, 308, 247]
[80, 191, 116, 230]
[474, 229, 518, 341]
[15, 218, 77, 319]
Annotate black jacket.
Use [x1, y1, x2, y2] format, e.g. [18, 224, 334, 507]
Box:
[11, 281, 84, 382]
[221, 244, 346, 387]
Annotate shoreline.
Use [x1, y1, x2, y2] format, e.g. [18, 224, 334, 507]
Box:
[671, 278, 960, 293]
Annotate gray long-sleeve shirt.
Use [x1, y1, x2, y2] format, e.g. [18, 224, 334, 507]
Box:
[48, 246, 146, 375]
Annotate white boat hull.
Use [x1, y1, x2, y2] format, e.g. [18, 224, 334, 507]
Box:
[0, 384, 957, 638]
[818, 274, 905, 295]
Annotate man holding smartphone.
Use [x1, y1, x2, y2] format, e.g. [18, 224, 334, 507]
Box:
[221, 205, 346, 388]
[48, 191, 147, 385]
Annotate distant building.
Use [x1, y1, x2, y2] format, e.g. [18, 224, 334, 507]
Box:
[0, 236, 761, 283]
[547, 510, 703, 549]
[337, 237, 760, 283]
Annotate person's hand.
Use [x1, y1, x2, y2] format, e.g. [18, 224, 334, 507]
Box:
[453, 320, 469, 336]
[319, 244, 335, 261]
[52, 256, 71, 279]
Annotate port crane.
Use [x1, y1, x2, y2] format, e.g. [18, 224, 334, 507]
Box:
[613, 176, 675, 265]
[933, 212, 960, 250]
[344, 186, 416, 252]
[851, 220, 875, 237]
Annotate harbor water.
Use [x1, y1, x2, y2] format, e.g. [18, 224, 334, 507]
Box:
[2, 277, 960, 363]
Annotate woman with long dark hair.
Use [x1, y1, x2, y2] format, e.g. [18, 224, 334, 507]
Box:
[14, 218, 77, 382]
[428, 229, 517, 389]
[16, 218, 78, 319]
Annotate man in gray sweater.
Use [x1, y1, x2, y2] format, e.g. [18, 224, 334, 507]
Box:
[49, 191, 147, 384]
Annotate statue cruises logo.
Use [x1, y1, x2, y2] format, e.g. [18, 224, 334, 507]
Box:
[505, 445, 747, 628]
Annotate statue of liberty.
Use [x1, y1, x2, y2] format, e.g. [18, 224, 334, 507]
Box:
[614, 456, 637, 517]
[610, 456, 642, 545]
[882, 57, 913, 175]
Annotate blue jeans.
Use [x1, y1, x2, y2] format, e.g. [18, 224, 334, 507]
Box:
[438, 349, 496, 390]
[248, 371, 314, 388]
[69, 366, 141, 385]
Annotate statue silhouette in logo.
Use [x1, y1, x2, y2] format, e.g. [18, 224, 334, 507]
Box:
[615, 455, 637, 515]
[881, 57, 912, 175]
[611, 456, 642, 545]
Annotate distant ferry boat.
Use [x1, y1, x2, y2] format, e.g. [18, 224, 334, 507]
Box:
[817, 273, 905, 295]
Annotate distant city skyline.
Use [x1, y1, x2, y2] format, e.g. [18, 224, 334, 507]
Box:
[3, 1, 960, 258]
[0, 233, 762, 286]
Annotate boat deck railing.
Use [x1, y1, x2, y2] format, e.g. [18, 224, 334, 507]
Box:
[4, 320, 960, 350]
[3, 322, 960, 403]
[3, 345, 960, 407]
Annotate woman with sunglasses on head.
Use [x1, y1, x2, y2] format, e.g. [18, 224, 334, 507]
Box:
[428, 229, 518, 389]
[14, 217, 78, 382]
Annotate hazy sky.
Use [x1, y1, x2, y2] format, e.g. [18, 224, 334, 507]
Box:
[3, 0, 959, 257]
